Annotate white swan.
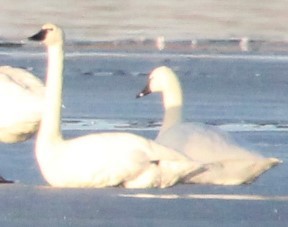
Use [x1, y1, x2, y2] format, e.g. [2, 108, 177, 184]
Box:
[27, 24, 207, 188]
[137, 66, 281, 185]
[0, 66, 44, 143]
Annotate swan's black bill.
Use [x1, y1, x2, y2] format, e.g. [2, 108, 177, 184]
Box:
[28, 29, 48, 41]
[136, 85, 151, 98]
[0, 175, 13, 184]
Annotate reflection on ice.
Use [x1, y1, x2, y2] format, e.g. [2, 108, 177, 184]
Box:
[119, 193, 288, 201]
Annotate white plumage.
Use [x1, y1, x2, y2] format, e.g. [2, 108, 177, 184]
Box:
[0, 66, 44, 143]
[137, 66, 281, 185]
[29, 24, 205, 188]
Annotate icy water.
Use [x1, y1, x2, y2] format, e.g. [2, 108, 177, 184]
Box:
[0, 45, 288, 226]
[1, 1, 288, 226]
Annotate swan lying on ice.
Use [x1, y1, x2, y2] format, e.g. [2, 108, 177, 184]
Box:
[27, 24, 207, 188]
[0, 66, 44, 143]
[137, 66, 281, 185]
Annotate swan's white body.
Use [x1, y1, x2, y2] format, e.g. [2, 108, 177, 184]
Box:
[29, 24, 206, 188]
[137, 66, 281, 185]
[0, 66, 44, 143]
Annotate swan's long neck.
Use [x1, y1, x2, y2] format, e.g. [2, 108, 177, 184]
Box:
[38, 44, 64, 142]
[159, 76, 183, 136]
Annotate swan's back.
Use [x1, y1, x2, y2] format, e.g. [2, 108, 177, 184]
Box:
[0, 66, 44, 142]
[37, 132, 205, 188]
[156, 122, 281, 185]
[156, 122, 262, 162]
[0, 66, 44, 95]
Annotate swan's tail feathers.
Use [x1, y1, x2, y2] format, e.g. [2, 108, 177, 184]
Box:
[158, 160, 208, 188]
[122, 163, 161, 189]
[0, 175, 13, 184]
[182, 165, 209, 183]
[183, 157, 282, 185]
[242, 157, 282, 184]
[182, 162, 223, 184]
[268, 157, 282, 166]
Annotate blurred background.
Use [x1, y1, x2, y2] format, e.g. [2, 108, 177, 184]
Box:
[0, 0, 287, 42]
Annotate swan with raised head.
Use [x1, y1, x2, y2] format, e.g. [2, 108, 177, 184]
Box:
[0, 66, 44, 143]
[137, 66, 281, 185]
[28, 24, 207, 188]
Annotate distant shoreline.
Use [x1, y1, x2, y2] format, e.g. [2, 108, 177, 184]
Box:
[1, 1, 288, 42]
[2, 38, 288, 55]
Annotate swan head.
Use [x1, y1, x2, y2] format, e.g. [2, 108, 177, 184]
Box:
[28, 23, 64, 46]
[136, 66, 180, 98]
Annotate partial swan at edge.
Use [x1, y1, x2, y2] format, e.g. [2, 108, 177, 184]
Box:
[0, 175, 13, 183]
[0, 66, 44, 143]
[28, 24, 207, 188]
[137, 66, 281, 185]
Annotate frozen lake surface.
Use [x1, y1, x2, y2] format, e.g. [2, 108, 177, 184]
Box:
[1, 1, 288, 226]
[0, 45, 287, 226]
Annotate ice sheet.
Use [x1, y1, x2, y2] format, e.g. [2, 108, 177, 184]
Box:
[0, 47, 287, 226]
